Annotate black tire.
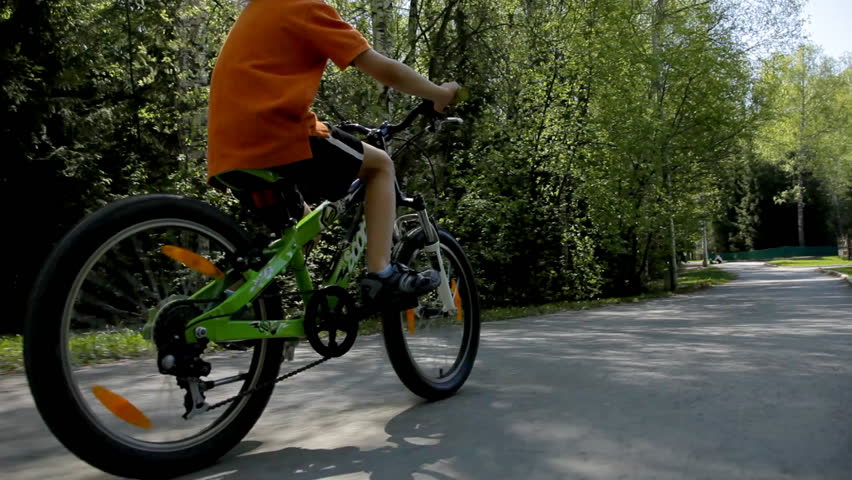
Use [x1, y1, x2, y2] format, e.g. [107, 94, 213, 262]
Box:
[382, 228, 480, 400]
[24, 194, 284, 479]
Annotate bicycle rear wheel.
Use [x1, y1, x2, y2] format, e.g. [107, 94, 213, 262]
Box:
[382, 228, 480, 400]
[24, 195, 284, 478]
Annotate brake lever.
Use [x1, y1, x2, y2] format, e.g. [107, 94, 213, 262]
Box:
[433, 117, 464, 133]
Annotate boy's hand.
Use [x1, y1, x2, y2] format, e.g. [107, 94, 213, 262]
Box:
[433, 82, 461, 113]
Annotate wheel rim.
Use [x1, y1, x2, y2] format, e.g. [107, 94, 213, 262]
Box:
[399, 243, 473, 383]
[59, 218, 267, 451]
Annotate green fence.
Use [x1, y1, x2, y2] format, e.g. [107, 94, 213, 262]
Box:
[719, 246, 838, 261]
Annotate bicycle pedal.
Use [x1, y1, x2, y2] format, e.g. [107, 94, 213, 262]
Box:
[357, 294, 419, 317]
[218, 342, 249, 352]
[282, 340, 298, 362]
[396, 294, 419, 311]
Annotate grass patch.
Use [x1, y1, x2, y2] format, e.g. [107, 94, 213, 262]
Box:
[358, 317, 384, 336]
[0, 335, 24, 374]
[677, 266, 737, 288]
[68, 329, 153, 365]
[1, 329, 154, 374]
[767, 256, 852, 267]
[483, 266, 735, 322]
[2, 267, 735, 373]
[483, 292, 669, 322]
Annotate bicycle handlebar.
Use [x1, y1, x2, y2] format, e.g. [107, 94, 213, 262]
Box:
[337, 122, 372, 136]
[382, 101, 434, 137]
[337, 87, 469, 139]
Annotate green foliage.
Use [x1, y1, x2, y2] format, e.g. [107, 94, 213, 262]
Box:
[752, 45, 851, 246]
[2, 0, 808, 335]
[715, 45, 851, 253]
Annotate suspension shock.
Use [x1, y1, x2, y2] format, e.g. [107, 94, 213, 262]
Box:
[414, 202, 456, 314]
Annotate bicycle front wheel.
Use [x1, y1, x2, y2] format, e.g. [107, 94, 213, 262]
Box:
[24, 195, 284, 478]
[382, 228, 480, 400]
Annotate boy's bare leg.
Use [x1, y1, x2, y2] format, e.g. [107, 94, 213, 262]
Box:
[358, 142, 394, 273]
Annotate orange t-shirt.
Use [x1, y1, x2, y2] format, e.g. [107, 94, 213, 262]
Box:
[206, 0, 371, 181]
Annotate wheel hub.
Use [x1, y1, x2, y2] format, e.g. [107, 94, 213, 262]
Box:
[152, 298, 210, 378]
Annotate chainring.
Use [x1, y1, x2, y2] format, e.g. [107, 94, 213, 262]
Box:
[304, 286, 358, 358]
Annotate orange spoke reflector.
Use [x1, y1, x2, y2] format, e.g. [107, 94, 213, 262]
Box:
[451, 279, 463, 321]
[161, 245, 224, 279]
[406, 309, 416, 334]
[92, 385, 152, 430]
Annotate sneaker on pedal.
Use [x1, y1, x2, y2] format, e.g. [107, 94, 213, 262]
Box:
[359, 263, 440, 309]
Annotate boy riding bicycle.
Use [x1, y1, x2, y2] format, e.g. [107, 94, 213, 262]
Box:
[207, 0, 461, 306]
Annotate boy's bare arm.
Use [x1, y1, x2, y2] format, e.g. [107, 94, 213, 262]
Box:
[352, 49, 458, 112]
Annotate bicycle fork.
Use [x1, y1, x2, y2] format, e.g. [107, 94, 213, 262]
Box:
[415, 207, 457, 315]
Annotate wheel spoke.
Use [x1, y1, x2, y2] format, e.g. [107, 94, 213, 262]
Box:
[57, 221, 274, 449]
[398, 240, 471, 382]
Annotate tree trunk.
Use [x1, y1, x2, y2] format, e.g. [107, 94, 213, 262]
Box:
[406, 0, 418, 65]
[666, 170, 678, 291]
[369, 0, 394, 115]
[652, 0, 677, 291]
[369, 0, 393, 56]
[796, 171, 805, 246]
[795, 53, 807, 248]
[427, 2, 456, 79]
[831, 192, 843, 247]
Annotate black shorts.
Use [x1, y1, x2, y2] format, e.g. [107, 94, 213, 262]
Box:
[215, 124, 364, 204]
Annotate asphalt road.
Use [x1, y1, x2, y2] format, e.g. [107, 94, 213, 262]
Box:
[2, 262, 850, 480]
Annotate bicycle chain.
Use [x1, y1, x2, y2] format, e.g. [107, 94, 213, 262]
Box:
[184, 286, 349, 415]
[204, 355, 331, 413]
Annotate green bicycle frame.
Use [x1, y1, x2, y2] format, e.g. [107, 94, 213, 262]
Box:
[181, 199, 368, 345]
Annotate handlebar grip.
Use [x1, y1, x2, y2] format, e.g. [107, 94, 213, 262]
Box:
[451, 87, 470, 105]
[420, 87, 469, 115]
[384, 90, 470, 137]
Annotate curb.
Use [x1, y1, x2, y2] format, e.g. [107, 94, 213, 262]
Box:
[818, 267, 852, 286]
